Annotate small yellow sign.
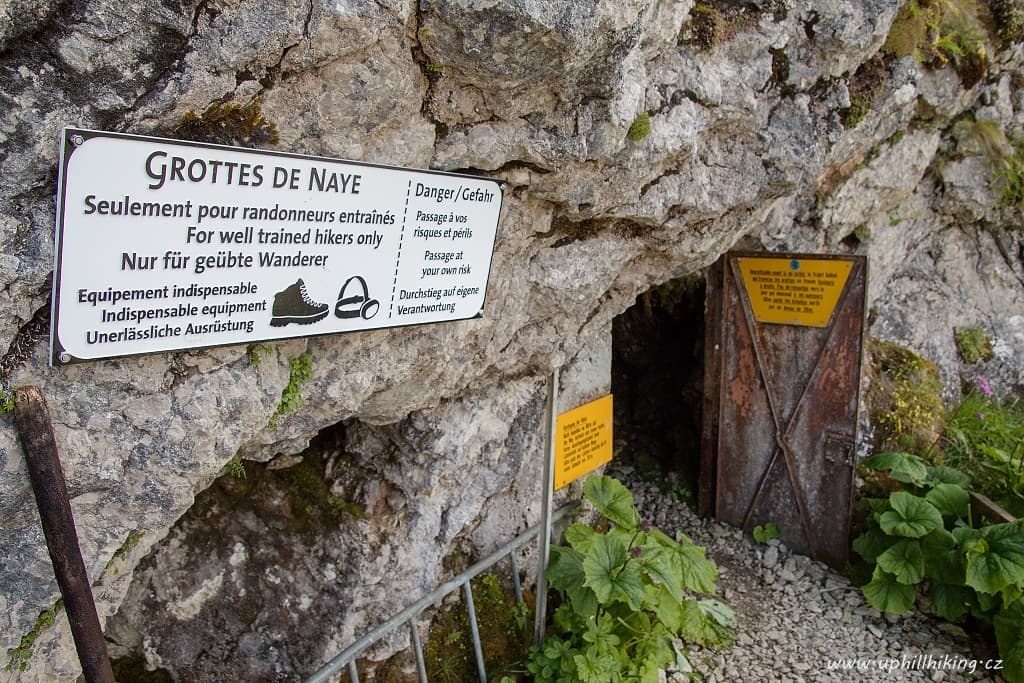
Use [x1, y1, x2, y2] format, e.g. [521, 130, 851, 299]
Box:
[738, 257, 853, 328]
[555, 394, 613, 490]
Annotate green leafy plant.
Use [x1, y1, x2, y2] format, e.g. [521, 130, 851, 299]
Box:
[854, 452, 1024, 681]
[528, 475, 734, 682]
[997, 133, 1024, 210]
[883, 0, 989, 87]
[753, 522, 780, 543]
[223, 455, 247, 479]
[6, 600, 63, 672]
[868, 340, 945, 452]
[991, 0, 1024, 45]
[943, 381, 1024, 515]
[840, 56, 887, 129]
[0, 386, 14, 413]
[1002, 152, 1024, 207]
[954, 326, 993, 364]
[683, 3, 722, 49]
[105, 530, 145, 573]
[269, 352, 314, 429]
[627, 111, 651, 142]
[247, 343, 272, 367]
[425, 572, 531, 682]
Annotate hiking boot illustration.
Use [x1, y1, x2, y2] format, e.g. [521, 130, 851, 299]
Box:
[270, 278, 329, 326]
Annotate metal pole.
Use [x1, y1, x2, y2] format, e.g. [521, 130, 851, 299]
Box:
[509, 552, 523, 604]
[408, 621, 427, 683]
[463, 582, 487, 683]
[534, 368, 559, 648]
[13, 386, 115, 683]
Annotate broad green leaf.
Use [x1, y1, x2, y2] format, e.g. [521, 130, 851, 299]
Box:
[925, 483, 970, 520]
[582, 534, 646, 608]
[965, 522, 1024, 595]
[753, 522, 780, 543]
[853, 527, 895, 563]
[927, 465, 972, 489]
[995, 600, 1024, 683]
[953, 525, 982, 548]
[877, 540, 925, 585]
[647, 527, 678, 549]
[568, 584, 599, 619]
[862, 451, 928, 484]
[863, 496, 890, 514]
[677, 599, 736, 648]
[862, 567, 916, 614]
[607, 525, 636, 550]
[1002, 584, 1023, 609]
[548, 546, 599, 617]
[565, 523, 598, 553]
[641, 544, 683, 601]
[583, 475, 640, 529]
[675, 538, 718, 594]
[548, 546, 585, 591]
[879, 491, 943, 538]
[921, 528, 965, 585]
[931, 583, 974, 621]
[634, 631, 676, 679]
[653, 585, 682, 632]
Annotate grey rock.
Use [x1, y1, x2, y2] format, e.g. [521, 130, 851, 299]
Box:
[763, 544, 780, 569]
[2, 0, 1024, 679]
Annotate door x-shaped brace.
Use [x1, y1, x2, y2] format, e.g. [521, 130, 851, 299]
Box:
[728, 258, 862, 558]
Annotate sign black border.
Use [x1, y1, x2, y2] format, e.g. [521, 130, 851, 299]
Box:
[50, 127, 504, 366]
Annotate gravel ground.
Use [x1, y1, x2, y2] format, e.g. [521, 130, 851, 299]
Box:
[608, 465, 1007, 683]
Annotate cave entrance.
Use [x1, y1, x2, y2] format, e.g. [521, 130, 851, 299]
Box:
[611, 274, 708, 506]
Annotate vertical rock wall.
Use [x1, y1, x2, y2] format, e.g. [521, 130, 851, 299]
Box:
[1, 0, 1023, 679]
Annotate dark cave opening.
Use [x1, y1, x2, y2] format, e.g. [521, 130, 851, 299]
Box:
[611, 274, 707, 504]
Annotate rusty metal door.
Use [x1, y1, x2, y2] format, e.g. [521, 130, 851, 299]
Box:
[701, 252, 866, 568]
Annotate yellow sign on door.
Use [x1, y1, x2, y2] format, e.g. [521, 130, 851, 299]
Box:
[738, 257, 853, 328]
[555, 394, 613, 490]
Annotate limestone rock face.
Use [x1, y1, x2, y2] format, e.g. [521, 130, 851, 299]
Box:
[1, 0, 1023, 680]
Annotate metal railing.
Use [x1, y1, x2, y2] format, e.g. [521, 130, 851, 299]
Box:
[304, 502, 577, 683]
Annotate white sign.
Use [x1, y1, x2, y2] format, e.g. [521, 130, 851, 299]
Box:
[50, 129, 503, 365]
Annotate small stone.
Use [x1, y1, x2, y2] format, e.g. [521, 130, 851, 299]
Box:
[935, 623, 967, 639]
[867, 624, 883, 638]
[763, 545, 780, 568]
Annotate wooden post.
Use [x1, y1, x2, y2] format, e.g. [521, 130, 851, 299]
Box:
[14, 386, 115, 683]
